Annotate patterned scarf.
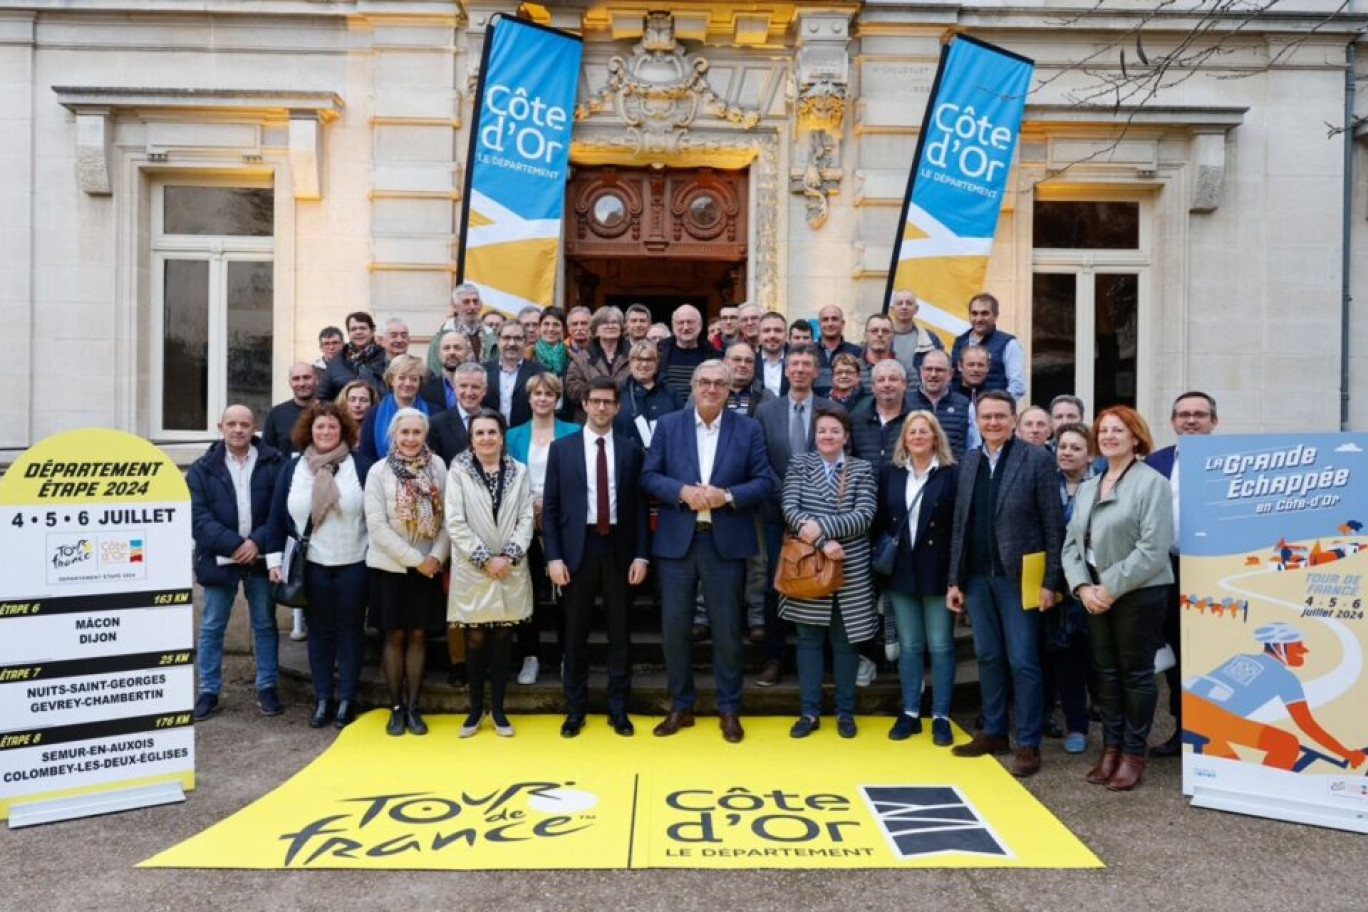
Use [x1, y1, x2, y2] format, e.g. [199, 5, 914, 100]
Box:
[388, 446, 442, 538]
[344, 342, 382, 370]
[534, 338, 568, 377]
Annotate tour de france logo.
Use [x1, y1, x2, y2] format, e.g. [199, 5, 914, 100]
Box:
[278, 781, 600, 867]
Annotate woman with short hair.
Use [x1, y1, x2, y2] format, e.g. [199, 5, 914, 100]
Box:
[533, 307, 570, 378]
[445, 409, 536, 737]
[359, 355, 429, 462]
[779, 406, 878, 739]
[565, 306, 631, 408]
[365, 407, 448, 736]
[615, 340, 681, 450]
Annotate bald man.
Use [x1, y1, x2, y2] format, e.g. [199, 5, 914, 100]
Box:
[658, 303, 717, 401]
[814, 304, 863, 395]
[187, 404, 288, 720]
[263, 362, 318, 457]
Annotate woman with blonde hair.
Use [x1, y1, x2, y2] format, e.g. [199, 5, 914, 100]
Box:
[874, 410, 959, 746]
[365, 407, 448, 736]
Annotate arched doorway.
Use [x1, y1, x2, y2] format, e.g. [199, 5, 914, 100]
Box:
[564, 165, 748, 322]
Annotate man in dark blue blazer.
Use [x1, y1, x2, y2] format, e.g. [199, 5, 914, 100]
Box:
[1145, 390, 1219, 757]
[544, 378, 651, 739]
[947, 390, 1065, 777]
[483, 320, 545, 427]
[641, 359, 775, 743]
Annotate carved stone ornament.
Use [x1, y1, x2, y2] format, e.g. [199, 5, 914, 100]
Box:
[795, 77, 846, 136]
[575, 11, 762, 157]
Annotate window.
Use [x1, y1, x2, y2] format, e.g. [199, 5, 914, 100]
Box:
[152, 182, 275, 437]
[1030, 196, 1149, 414]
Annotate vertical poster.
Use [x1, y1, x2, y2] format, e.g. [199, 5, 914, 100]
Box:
[0, 429, 194, 824]
[1180, 433, 1368, 833]
[882, 35, 1033, 339]
[457, 15, 583, 315]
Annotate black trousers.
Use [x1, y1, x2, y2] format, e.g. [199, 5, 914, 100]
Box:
[561, 529, 632, 716]
[1088, 584, 1168, 756]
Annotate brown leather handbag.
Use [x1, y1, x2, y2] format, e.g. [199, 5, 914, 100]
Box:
[774, 534, 843, 600]
[773, 462, 846, 600]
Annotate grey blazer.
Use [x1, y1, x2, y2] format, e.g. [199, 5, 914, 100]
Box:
[753, 394, 837, 481]
[948, 439, 1066, 593]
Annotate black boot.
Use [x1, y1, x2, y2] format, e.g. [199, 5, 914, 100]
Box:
[406, 705, 429, 736]
[334, 700, 356, 729]
[386, 705, 405, 736]
[309, 699, 331, 729]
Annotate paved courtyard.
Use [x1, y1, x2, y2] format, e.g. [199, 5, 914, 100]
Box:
[1, 655, 1363, 912]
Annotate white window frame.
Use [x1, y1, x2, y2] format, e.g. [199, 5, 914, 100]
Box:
[149, 178, 275, 440]
[1029, 188, 1154, 417]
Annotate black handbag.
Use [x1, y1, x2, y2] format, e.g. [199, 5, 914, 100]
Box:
[872, 485, 922, 576]
[272, 514, 314, 608]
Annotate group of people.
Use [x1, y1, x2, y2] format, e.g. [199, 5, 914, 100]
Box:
[188, 283, 1213, 791]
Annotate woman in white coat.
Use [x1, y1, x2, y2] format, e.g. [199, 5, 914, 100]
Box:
[365, 408, 449, 737]
[445, 408, 535, 737]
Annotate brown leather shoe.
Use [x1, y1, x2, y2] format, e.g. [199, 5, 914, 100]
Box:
[1106, 753, 1147, 791]
[755, 660, 782, 687]
[1010, 746, 1042, 778]
[1086, 747, 1123, 785]
[951, 733, 1011, 758]
[720, 712, 745, 743]
[653, 710, 696, 737]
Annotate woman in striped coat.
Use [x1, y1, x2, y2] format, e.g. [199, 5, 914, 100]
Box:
[780, 405, 879, 739]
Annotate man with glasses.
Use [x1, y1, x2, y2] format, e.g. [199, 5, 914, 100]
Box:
[947, 390, 1065, 777]
[1146, 390, 1219, 757]
[737, 303, 763, 348]
[545, 377, 651, 738]
[908, 349, 977, 460]
[642, 360, 774, 743]
[483, 321, 545, 426]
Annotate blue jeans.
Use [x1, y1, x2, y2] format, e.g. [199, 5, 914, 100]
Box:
[659, 531, 745, 713]
[964, 573, 1043, 747]
[197, 572, 277, 695]
[795, 607, 858, 719]
[888, 591, 955, 719]
[303, 561, 368, 702]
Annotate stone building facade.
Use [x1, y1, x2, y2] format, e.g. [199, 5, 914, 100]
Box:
[0, 0, 1363, 459]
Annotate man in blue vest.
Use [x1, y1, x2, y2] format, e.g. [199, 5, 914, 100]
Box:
[950, 293, 1026, 399]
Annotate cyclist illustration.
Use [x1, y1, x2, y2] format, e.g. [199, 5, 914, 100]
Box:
[1184, 622, 1366, 771]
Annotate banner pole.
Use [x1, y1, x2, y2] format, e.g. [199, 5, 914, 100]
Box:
[455, 12, 504, 286]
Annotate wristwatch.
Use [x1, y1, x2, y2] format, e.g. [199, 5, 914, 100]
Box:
[723, 489, 735, 506]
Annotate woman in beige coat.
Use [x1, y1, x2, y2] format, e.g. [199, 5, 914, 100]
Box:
[365, 407, 449, 737]
[445, 408, 535, 737]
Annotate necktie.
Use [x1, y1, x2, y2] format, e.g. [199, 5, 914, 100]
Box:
[596, 437, 611, 535]
[789, 402, 806, 457]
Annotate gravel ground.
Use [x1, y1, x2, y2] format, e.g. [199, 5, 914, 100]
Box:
[1, 654, 1364, 912]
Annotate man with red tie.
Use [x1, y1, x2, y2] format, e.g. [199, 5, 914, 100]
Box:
[544, 377, 651, 738]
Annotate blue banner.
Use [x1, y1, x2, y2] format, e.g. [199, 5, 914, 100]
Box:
[458, 17, 582, 313]
[885, 36, 1033, 340]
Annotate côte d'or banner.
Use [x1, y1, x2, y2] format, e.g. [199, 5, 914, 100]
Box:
[0, 428, 194, 824]
[457, 15, 583, 315]
[883, 35, 1033, 340]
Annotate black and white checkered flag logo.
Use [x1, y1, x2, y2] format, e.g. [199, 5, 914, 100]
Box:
[861, 786, 1010, 859]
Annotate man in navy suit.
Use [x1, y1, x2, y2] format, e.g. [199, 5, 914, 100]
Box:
[1146, 390, 1219, 757]
[483, 320, 545, 427]
[947, 390, 1065, 777]
[544, 378, 651, 739]
[641, 359, 775, 743]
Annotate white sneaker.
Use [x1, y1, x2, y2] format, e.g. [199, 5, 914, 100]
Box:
[856, 656, 877, 687]
[884, 640, 900, 662]
[516, 656, 540, 685]
[290, 609, 307, 641]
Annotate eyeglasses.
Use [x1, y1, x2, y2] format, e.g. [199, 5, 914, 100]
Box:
[694, 378, 728, 389]
[1175, 411, 1212, 420]
[630, 356, 658, 364]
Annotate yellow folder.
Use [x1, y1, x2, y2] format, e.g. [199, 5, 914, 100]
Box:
[1021, 551, 1045, 609]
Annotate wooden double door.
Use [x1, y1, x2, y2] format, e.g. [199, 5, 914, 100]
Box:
[564, 166, 748, 323]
